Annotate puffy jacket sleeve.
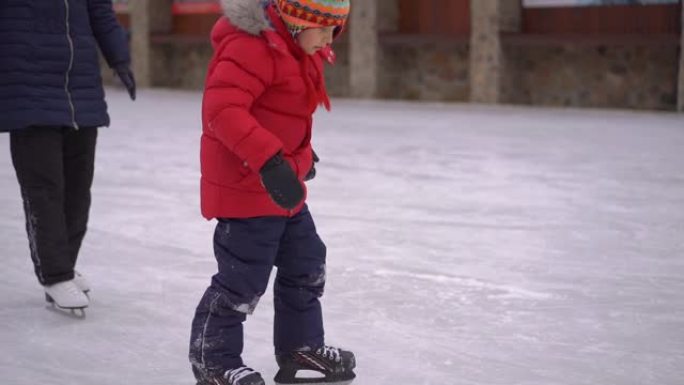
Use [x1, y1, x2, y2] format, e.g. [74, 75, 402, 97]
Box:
[203, 36, 283, 172]
[87, 0, 131, 67]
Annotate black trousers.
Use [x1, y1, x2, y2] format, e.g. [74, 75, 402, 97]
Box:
[10, 126, 98, 285]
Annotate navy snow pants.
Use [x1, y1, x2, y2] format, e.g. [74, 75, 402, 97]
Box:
[189, 205, 327, 379]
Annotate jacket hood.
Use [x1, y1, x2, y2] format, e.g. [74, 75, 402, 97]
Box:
[220, 0, 272, 36]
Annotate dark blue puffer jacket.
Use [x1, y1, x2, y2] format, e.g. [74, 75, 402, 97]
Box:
[0, 0, 130, 132]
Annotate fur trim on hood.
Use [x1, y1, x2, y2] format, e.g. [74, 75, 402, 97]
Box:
[220, 0, 272, 36]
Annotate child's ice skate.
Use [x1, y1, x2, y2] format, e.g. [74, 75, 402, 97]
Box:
[197, 366, 265, 385]
[44, 280, 89, 317]
[274, 346, 356, 385]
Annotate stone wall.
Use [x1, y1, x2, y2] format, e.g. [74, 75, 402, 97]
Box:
[150, 40, 213, 89]
[104, 39, 352, 94]
[104, 38, 678, 111]
[374, 39, 678, 109]
[505, 43, 680, 111]
[378, 41, 470, 101]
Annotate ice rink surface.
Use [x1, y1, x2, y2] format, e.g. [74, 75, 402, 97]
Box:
[1, 89, 683, 385]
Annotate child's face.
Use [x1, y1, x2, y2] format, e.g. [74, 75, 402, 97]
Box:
[297, 26, 336, 55]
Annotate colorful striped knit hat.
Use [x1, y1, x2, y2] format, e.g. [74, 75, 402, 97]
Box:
[273, 0, 350, 36]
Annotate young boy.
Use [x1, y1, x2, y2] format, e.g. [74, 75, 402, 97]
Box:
[189, 1, 355, 385]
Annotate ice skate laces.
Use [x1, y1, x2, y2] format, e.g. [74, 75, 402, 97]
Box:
[315, 346, 341, 362]
[224, 367, 257, 384]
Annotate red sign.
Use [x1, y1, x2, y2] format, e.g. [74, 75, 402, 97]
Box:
[172, 1, 221, 14]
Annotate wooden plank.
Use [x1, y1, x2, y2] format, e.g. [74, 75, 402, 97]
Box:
[429, 0, 469, 35]
[172, 13, 221, 36]
[398, 0, 421, 34]
[398, 0, 470, 35]
[501, 32, 680, 47]
[172, 2, 221, 15]
[523, 4, 681, 35]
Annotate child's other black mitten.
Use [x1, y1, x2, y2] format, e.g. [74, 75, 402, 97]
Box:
[304, 150, 320, 181]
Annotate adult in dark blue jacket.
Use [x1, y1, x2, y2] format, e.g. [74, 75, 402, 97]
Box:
[0, 0, 135, 311]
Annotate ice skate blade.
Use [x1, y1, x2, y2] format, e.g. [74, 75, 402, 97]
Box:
[45, 294, 87, 319]
[45, 303, 87, 319]
[275, 381, 353, 385]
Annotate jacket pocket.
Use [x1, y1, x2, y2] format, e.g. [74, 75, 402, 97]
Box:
[201, 135, 250, 185]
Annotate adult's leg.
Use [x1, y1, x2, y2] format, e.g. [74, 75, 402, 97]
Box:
[10, 127, 72, 285]
[62, 127, 98, 267]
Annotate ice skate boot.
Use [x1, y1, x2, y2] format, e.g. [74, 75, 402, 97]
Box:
[73, 271, 91, 294]
[44, 280, 89, 316]
[196, 366, 265, 385]
[274, 346, 356, 385]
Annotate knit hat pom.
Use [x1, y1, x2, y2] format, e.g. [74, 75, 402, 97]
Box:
[274, 0, 350, 36]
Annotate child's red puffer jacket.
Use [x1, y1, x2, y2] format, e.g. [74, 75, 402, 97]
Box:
[201, 1, 335, 219]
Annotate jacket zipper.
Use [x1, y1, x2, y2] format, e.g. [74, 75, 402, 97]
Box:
[63, 0, 79, 130]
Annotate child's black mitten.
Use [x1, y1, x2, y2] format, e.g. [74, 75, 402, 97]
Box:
[304, 150, 320, 181]
[260, 153, 304, 210]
